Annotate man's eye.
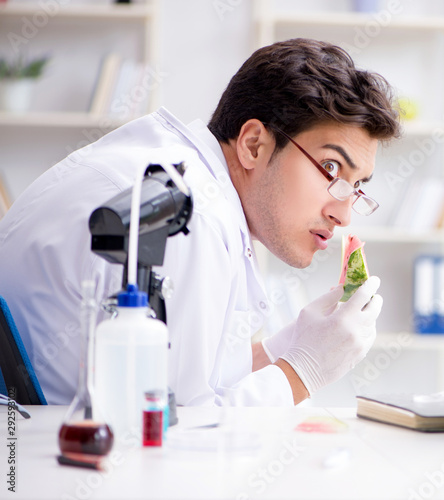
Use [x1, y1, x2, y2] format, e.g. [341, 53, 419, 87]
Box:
[321, 160, 339, 176]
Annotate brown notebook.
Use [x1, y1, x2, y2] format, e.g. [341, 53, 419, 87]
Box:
[356, 393, 444, 432]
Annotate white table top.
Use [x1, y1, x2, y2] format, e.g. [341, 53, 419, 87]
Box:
[0, 404, 443, 499]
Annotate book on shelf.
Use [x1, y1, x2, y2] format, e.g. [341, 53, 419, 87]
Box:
[357, 393, 444, 432]
[391, 177, 444, 232]
[89, 53, 122, 116]
[0, 173, 12, 219]
[89, 53, 151, 120]
[413, 254, 444, 334]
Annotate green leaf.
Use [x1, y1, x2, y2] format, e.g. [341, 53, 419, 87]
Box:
[0, 56, 50, 80]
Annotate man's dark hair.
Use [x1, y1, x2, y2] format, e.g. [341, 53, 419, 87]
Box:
[208, 38, 401, 150]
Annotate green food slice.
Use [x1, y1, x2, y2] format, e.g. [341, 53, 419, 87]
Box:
[340, 247, 369, 302]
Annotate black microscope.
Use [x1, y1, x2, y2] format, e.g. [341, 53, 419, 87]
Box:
[88, 162, 193, 323]
[88, 162, 193, 425]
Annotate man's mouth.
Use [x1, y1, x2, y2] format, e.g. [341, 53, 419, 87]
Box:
[312, 229, 333, 241]
[310, 229, 333, 250]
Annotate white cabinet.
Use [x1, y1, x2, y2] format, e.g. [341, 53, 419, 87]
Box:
[253, 0, 444, 402]
[0, 0, 159, 198]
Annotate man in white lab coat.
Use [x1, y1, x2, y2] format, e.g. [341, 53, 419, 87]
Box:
[0, 39, 400, 405]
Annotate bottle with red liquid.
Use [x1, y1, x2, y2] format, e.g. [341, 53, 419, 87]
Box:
[58, 281, 114, 459]
[143, 390, 166, 447]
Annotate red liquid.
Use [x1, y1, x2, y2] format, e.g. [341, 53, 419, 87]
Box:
[143, 410, 163, 446]
[58, 421, 114, 456]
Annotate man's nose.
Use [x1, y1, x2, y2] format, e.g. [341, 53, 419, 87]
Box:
[324, 197, 353, 226]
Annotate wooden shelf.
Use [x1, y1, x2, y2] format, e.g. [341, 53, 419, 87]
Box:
[1, 111, 440, 140]
[0, 111, 128, 128]
[374, 331, 444, 350]
[0, 2, 153, 20]
[401, 121, 444, 137]
[256, 11, 444, 31]
[334, 226, 444, 244]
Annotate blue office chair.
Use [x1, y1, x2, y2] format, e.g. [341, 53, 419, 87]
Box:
[0, 296, 47, 405]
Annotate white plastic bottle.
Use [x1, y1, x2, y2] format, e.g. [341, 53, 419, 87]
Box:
[94, 283, 169, 444]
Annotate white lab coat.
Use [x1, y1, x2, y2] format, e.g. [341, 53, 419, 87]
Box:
[0, 108, 294, 406]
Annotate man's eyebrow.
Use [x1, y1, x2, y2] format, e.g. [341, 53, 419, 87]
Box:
[322, 143, 373, 183]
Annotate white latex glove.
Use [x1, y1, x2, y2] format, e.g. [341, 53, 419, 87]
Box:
[279, 276, 382, 396]
[262, 325, 293, 363]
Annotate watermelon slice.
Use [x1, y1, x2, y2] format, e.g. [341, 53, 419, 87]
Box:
[339, 234, 369, 302]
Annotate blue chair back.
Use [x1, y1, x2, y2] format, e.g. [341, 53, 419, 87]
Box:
[0, 296, 46, 405]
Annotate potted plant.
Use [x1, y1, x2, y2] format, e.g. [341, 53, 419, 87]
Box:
[0, 55, 50, 112]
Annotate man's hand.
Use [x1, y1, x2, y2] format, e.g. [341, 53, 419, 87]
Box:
[278, 276, 382, 397]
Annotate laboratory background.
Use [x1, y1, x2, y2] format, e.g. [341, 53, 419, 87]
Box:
[1, 0, 444, 406]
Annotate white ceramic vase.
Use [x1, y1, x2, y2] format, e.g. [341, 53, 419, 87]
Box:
[0, 79, 36, 112]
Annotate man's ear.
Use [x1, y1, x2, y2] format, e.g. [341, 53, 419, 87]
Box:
[236, 119, 274, 170]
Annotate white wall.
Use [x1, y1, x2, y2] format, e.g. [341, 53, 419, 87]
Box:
[158, 0, 254, 125]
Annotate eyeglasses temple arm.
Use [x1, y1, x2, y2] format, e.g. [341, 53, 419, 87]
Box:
[262, 122, 334, 182]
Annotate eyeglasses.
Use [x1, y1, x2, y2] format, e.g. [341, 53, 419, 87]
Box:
[265, 124, 379, 216]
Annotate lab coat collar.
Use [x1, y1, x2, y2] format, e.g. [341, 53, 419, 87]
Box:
[156, 107, 250, 238]
[156, 107, 268, 300]
[186, 117, 260, 261]
[157, 107, 229, 183]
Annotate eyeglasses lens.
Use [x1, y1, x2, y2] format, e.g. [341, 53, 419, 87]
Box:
[328, 178, 354, 201]
[353, 196, 378, 216]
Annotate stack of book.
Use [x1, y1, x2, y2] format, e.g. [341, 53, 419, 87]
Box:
[89, 53, 152, 121]
[391, 177, 444, 232]
[413, 254, 444, 333]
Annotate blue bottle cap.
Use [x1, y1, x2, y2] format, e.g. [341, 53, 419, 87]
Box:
[117, 284, 148, 307]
